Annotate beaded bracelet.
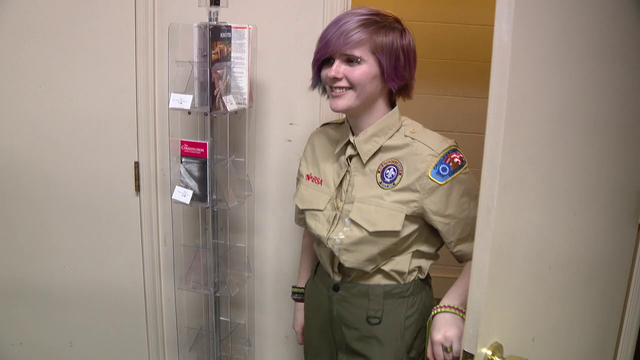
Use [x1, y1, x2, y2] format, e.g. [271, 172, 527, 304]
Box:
[291, 286, 305, 303]
[430, 304, 466, 322]
[426, 304, 466, 354]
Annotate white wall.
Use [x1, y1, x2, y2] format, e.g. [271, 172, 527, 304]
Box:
[155, 1, 325, 359]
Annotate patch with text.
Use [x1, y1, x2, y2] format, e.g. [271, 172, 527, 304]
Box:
[376, 159, 403, 190]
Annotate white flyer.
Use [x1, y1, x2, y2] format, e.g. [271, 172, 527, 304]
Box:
[231, 25, 251, 107]
[172, 186, 194, 204]
[223, 95, 238, 111]
[169, 93, 193, 110]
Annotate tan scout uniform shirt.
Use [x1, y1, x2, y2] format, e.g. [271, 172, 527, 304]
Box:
[294, 107, 479, 284]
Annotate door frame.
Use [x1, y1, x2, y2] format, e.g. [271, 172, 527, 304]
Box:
[136, 0, 166, 359]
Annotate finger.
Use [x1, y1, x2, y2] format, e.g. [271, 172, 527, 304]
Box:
[452, 342, 462, 360]
[427, 338, 434, 360]
[433, 341, 444, 360]
[296, 329, 304, 345]
[442, 343, 453, 360]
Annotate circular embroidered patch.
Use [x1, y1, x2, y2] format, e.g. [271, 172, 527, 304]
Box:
[376, 158, 403, 190]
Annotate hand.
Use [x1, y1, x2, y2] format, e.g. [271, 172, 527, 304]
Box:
[427, 312, 464, 360]
[293, 302, 305, 345]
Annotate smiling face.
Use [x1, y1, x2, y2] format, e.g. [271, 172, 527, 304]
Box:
[320, 44, 391, 124]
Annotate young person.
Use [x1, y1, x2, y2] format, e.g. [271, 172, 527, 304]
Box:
[292, 7, 479, 360]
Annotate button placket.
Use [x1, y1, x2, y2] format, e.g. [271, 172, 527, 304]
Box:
[324, 157, 349, 242]
[328, 141, 357, 260]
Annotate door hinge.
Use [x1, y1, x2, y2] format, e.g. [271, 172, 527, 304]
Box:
[134, 161, 140, 193]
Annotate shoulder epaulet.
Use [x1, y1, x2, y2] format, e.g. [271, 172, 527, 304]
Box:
[401, 118, 468, 185]
[401, 118, 452, 154]
[320, 117, 346, 127]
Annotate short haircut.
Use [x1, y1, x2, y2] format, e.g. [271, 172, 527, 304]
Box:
[310, 7, 417, 102]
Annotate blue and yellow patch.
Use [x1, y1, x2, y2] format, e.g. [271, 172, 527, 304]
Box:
[429, 146, 468, 185]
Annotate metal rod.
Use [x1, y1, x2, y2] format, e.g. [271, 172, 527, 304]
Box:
[209, 8, 219, 23]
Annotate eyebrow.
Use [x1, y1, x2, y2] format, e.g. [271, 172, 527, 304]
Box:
[332, 53, 366, 64]
[339, 52, 363, 58]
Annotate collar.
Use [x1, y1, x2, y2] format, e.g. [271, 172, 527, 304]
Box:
[333, 119, 352, 156]
[333, 107, 403, 164]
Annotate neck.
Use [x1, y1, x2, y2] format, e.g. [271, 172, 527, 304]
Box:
[347, 100, 392, 136]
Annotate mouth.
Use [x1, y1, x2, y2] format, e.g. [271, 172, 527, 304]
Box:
[329, 86, 351, 94]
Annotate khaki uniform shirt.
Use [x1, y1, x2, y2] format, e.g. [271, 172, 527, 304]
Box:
[294, 107, 479, 284]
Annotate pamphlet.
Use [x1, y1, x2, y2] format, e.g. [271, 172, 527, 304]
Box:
[230, 25, 251, 107]
[179, 139, 209, 205]
[210, 24, 232, 111]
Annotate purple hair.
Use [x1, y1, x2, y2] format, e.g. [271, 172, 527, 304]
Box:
[310, 7, 417, 102]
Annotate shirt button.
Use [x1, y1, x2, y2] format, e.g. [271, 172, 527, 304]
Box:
[332, 284, 340, 292]
[410, 128, 417, 133]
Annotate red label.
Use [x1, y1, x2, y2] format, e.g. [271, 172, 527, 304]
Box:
[180, 140, 208, 158]
[305, 173, 323, 186]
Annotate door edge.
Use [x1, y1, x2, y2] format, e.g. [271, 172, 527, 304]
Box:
[616, 224, 640, 360]
[462, 0, 516, 355]
[136, 0, 166, 359]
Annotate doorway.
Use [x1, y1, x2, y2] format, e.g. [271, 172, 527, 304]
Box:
[350, 0, 496, 301]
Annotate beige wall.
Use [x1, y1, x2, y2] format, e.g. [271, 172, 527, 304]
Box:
[352, 0, 496, 299]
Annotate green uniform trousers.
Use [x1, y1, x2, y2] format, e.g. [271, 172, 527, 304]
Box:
[304, 264, 434, 360]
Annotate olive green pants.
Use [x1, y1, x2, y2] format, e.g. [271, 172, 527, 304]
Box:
[304, 264, 433, 360]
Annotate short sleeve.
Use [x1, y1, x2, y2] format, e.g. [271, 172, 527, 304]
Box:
[293, 161, 307, 228]
[294, 204, 306, 228]
[421, 168, 479, 263]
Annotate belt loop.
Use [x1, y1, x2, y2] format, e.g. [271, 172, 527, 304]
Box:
[366, 285, 384, 325]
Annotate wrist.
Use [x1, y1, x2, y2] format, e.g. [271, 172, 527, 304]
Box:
[429, 304, 466, 322]
[426, 304, 466, 340]
[291, 285, 305, 303]
[438, 295, 467, 308]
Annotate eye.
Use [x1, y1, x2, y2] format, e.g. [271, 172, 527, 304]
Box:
[322, 57, 336, 68]
[346, 56, 362, 66]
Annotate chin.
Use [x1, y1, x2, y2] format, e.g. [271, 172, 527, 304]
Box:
[328, 100, 349, 115]
[329, 105, 346, 114]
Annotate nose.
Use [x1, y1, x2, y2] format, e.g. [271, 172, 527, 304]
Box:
[326, 61, 343, 79]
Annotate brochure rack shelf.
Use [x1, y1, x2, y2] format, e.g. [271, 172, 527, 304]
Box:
[169, 20, 255, 360]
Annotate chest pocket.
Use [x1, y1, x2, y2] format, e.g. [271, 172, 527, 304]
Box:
[349, 200, 405, 232]
[294, 182, 332, 236]
[339, 200, 406, 271]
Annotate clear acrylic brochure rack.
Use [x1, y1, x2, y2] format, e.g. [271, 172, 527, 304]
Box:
[168, 21, 256, 360]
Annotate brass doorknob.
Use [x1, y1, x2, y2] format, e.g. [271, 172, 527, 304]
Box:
[482, 342, 528, 360]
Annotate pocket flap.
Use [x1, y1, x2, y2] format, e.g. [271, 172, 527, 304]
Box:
[294, 183, 332, 211]
[349, 201, 405, 232]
